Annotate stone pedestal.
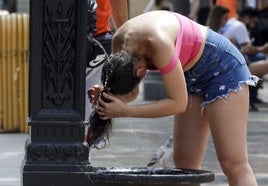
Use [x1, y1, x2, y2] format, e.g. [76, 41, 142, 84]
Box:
[143, 71, 166, 100]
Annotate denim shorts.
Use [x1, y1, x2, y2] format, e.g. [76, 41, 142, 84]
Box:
[184, 29, 259, 108]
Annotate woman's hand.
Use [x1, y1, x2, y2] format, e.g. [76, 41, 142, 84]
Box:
[96, 92, 126, 120]
[87, 85, 102, 109]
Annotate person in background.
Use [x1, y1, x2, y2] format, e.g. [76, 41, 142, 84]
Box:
[90, 0, 128, 55]
[257, 0, 268, 11]
[207, 6, 268, 110]
[215, 0, 237, 19]
[207, 6, 268, 66]
[244, 0, 268, 10]
[236, 8, 268, 60]
[246, 0, 259, 9]
[220, 7, 268, 68]
[143, 0, 173, 12]
[188, 0, 214, 25]
[205, 5, 229, 32]
[247, 0, 268, 46]
[85, 0, 128, 121]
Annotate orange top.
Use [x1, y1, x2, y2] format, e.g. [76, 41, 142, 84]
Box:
[94, 0, 112, 36]
[216, 0, 237, 19]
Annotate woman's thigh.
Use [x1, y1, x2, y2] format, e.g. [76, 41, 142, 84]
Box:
[206, 85, 249, 166]
[173, 96, 210, 169]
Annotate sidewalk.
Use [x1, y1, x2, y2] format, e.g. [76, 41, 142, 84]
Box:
[1, 80, 268, 186]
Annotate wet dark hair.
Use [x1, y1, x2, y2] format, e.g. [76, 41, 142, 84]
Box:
[87, 51, 142, 148]
[239, 7, 259, 18]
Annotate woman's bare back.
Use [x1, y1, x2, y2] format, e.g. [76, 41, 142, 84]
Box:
[112, 11, 179, 55]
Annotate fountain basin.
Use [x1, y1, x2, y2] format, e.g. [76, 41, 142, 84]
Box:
[88, 167, 215, 186]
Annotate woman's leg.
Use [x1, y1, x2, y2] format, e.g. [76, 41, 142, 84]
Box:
[206, 85, 257, 186]
[173, 95, 210, 169]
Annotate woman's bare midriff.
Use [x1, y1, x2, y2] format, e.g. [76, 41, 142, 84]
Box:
[183, 25, 208, 72]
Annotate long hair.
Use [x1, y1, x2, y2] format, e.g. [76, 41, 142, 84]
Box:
[87, 51, 142, 147]
[206, 5, 230, 32]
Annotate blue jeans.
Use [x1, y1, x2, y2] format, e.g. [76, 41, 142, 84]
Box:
[184, 29, 259, 107]
[247, 52, 267, 62]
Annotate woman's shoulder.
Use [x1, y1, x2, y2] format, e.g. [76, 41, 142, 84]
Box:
[127, 11, 178, 27]
[135, 11, 178, 35]
[113, 11, 179, 51]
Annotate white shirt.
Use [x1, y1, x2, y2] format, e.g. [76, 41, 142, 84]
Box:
[247, 0, 257, 8]
[220, 18, 251, 47]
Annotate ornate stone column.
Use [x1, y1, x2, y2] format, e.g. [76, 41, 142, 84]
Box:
[21, 0, 92, 185]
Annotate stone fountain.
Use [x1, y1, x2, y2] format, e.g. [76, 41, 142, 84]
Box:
[21, 0, 214, 185]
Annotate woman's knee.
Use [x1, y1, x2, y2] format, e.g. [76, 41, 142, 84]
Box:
[219, 157, 251, 178]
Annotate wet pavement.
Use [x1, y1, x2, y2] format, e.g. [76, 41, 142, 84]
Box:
[1, 79, 268, 186]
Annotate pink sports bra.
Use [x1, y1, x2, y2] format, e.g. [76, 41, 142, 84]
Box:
[150, 12, 203, 75]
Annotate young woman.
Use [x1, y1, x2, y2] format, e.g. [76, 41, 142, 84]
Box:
[87, 10, 258, 186]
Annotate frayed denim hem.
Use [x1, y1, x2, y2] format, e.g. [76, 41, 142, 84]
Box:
[200, 75, 260, 109]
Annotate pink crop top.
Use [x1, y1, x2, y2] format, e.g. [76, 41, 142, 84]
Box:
[153, 13, 203, 74]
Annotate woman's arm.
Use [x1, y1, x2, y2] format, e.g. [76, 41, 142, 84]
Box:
[131, 35, 188, 117]
[100, 35, 188, 119]
[129, 65, 188, 118]
[100, 62, 188, 118]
